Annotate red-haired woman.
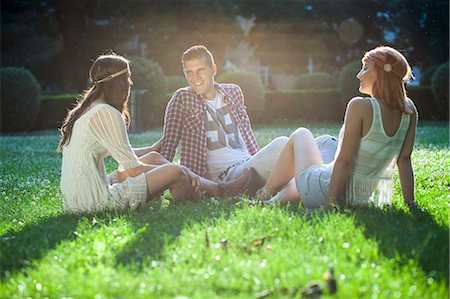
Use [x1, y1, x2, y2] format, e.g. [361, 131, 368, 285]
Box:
[257, 46, 418, 208]
[58, 53, 251, 213]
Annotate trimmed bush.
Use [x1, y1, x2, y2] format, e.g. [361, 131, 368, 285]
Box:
[337, 60, 363, 106]
[420, 64, 440, 86]
[264, 89, 343, 122]
[167, 75, 187, 93]
[128, 56, 168, 129]
[1, 67, 41, 132]
[217, 71, 265, 122]
[407, 86, 438, 120]
[431, 61, 449, 120]
[35, 94, 77, 130]
[294, 72, 337, 89]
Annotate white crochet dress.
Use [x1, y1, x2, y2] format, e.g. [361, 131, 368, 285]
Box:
[60, 103, 147, 213]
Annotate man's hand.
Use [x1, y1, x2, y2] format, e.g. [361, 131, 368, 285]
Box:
[133, 138, 164, 157]
[150, 138, 163, 152]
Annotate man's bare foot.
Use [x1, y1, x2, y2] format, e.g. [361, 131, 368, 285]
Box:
[218, 168, 253, 197]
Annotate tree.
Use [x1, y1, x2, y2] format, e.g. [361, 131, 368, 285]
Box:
[1, 0, 447, 92]
[1, 1, 61, 87]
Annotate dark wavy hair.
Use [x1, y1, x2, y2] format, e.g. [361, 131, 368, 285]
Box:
[57, 53, 131, 152]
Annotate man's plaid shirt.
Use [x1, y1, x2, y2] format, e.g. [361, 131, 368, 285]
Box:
[160, 83, 259, 178]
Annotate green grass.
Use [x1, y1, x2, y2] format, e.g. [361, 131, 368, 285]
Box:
[0, 122, 448, 298]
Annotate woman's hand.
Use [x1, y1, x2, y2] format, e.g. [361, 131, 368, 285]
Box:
[181, 165, 202, 192]
[117, 169, 129, 182]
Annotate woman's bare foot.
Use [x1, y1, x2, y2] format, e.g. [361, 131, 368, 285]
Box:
[255, 185, 276, 202]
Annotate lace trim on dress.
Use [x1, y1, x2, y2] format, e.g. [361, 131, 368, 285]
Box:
[122, 173, 148, 210]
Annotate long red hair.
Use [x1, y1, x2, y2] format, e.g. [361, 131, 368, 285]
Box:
[363, 46, 414, 114]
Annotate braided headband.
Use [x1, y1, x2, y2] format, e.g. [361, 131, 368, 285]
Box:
[93, 68, 128, 84]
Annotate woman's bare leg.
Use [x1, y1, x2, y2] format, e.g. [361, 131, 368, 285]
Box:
[182, 167, 253, 198]
[131, 153, 253, 202]
[144, 164, 195, 202]
[259, 128, 324, 201]
[139, 151, 171, 165]
[112, 152, 171, 183]
[143, 164, 251, 203]
[266, 178, 300, 204]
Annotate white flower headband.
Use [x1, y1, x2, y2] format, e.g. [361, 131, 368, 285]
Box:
[383, 64, 392, 72]
[93, 68, 128, 84]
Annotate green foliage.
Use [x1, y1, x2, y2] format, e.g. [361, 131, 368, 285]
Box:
[128, 56, 167, 97]
[431, 62, 449, 120]
[2, 22, 61, 69]
[2, 1, 448, 92]
[407, 86, 440, 121]
[0, 67, 41, 132]
[217, 71, 265, 121]
[293, 72, 337, 89]
[167, 75, 187, 93]
[265, 89, 343, 122]
[35, 94, 78, 130]
[41, 94, 78, 101]
[337, 60, 363, 106]
[420, 64, 440, 86]
[0, 124, 448, 298]
[128, 56, 168, 129]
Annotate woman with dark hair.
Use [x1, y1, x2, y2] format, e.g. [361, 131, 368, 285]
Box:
[58, 53, 251, 213]
[257, 46, 418, 208]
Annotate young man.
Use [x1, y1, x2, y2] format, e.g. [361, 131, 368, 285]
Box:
[159, 45, 336, 195]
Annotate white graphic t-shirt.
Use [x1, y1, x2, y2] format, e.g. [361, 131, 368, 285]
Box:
[204, 92, 250, 181]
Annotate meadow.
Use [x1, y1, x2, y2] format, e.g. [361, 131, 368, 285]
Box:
[0, 121, 448, 298]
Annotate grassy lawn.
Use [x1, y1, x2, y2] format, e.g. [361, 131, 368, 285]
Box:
[0, 121, 448, 298]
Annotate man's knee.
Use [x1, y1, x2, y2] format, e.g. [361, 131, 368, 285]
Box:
[245, 136, 288, 181]
[257, 136, 288, 163]
[267, 136, 289, 151]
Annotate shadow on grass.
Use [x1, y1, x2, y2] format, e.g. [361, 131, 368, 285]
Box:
[0, 199, 236, 280]
[114, 198, 236, 269]
[351, 206, 449, 282]
[0, 213, 81, 280]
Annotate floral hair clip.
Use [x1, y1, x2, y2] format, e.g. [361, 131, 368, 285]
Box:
[383, 64, 392, 72]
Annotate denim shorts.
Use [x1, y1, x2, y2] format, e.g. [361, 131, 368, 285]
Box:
[295, 163, 333, 208]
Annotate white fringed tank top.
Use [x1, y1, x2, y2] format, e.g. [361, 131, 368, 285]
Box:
[337, 97, 410, 206]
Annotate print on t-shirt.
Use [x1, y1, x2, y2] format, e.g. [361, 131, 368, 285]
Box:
[204, 103, 244, 151]
[203, 92, 250, 181]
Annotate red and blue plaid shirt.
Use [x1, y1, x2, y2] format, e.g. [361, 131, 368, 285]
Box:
[160, 83, 259, 178]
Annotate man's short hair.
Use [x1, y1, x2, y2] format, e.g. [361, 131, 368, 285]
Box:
[182, 45, 214, 67]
